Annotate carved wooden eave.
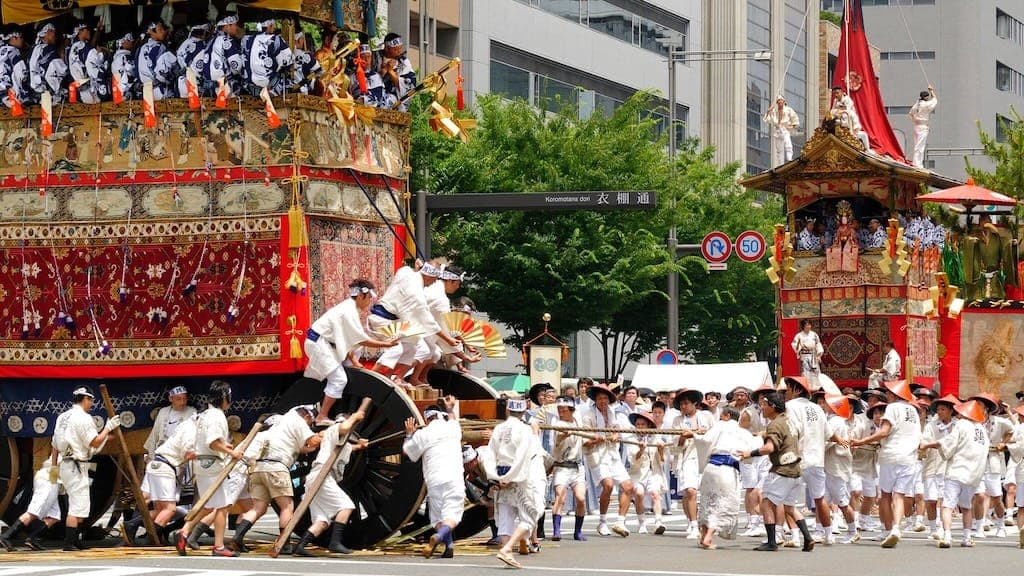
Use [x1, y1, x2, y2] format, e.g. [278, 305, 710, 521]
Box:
[739, 125, 963, 196]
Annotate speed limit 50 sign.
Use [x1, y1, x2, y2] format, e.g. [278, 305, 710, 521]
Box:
[735, 230, 767, 262]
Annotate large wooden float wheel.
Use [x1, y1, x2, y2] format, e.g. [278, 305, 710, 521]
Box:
[0, 438, 28, 525]
[402, 368, 499, 540]
[271, 368, 426, 550]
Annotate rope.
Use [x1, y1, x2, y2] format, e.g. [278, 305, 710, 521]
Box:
[894, 0, 931, 87]
[347, 168, 417, 260]
[536, 424, 696, 436]
[780, 0, 810, 87]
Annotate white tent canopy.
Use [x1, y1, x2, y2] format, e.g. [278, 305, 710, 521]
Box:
[631, 362, 774, 396]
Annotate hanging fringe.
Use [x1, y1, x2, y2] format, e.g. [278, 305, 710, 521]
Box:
[288, 315, 302, 359]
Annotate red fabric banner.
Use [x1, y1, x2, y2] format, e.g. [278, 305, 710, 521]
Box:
[832, 0, 907, 164]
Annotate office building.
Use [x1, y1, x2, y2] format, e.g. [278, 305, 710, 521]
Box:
[822, 1, 1024, 179]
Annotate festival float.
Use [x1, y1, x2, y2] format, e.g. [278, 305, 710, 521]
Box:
[741, 1, 1022, 400]
[0, 0, 500, 549]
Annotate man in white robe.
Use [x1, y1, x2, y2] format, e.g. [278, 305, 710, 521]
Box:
[404, 397, 466, 558]
[695, 407, 758, 549]
[490, 398, 545, 569]
[582, 384, 634, 537]
[305, 278, 398, 424]
[672, 388, 716, 540]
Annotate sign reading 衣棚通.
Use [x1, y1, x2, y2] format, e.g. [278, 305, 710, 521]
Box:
[425, 191, 658, 212]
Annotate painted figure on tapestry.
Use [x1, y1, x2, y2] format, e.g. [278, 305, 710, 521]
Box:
[826, 200, 858, 273]
[972, 320, 1019, 396]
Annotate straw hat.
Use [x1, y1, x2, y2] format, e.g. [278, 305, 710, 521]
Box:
[825, 394, 852, 419]
[955, 399, 987, 424]
[673, 388, 704, 410]
[628, 411, 657, 428]
[882, 380, 914, 403]
[586, 383, 617, 403]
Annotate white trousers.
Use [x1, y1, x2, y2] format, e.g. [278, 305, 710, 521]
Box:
[772, 128, 793, 166]
[912, 124, 929, 168]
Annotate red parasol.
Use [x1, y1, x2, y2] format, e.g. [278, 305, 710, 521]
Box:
[917, 179, 1020, 208]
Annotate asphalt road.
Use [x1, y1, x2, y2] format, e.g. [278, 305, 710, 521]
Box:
[1, 514, 1021, 576]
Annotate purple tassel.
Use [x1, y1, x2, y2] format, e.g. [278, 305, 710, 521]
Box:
[182, 279, 198, 296]
[64, 315, 76, 331]
[33, 320, 41, 337]
[227, 305, 239, 323]
[119, 286, 129, 303]
[56, 311, 66, 327]
[21, 324, 29, 339]
[98, 340, 112, 356]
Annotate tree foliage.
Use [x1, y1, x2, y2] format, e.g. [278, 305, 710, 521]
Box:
[965, 107, 1024, 221]
[411, 93, 780, 379]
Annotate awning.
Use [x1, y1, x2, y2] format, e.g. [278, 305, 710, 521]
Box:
[630, 362, 774, 395]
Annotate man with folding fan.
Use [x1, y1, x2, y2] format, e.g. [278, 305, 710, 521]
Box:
[409, 262, 481, 386]
[305, 278, 399, 425]
[369, 260, 462, 387]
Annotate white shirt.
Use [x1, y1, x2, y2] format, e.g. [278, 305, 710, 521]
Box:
[155, 415, 198, 468]
[377, 266, 440, 334]
[921, 417, 949, 478]
[54, 404, 102, 461]
[881, 348, 901, 378]
[403, 417, 463, 486]
[938, 417, 988, 485]
[550, 417, 583, 463]
[785, 396, 828, 469]
[310, 422, 354, 482]
[764, 104, 800, 131]
[985, 416, 1014, 474]
[489, 416, 536, 484]
[824, 414, 853, 480]
[878, 401, 922, 466]
[253, 409, 315, 472]
[583, 406, 630, 469]
[145, 405, 197, 456]
[672, 409, 716, 464]
[791, 331, 823, 356]
[305, 297, 370, 380]
[195, 405, 230, 463]
[909, 96, 937, 125]
[696, 419, 756, 462]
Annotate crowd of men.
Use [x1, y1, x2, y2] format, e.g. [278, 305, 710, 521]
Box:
[794, 209, 946, 252]
[0, 16, 417, 109]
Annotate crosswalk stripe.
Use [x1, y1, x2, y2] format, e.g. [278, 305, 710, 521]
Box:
[65, 569, 161, 576]
[0, 567, 64, 576]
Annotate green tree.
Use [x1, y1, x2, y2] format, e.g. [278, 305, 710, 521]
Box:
[965, 108, 1024, 220]
[412, 93, 778, 378]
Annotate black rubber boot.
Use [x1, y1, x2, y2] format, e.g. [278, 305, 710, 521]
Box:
[292, 530, 316, 557]
[229, 519, 253, 554]
[536, 513, 546, 540]
[63, 526, 78, 552]
[187, 522, 209, 551]
[121, 515, 144, 546]
[0, 520, 22, 551]
[23, 519, 47, 551]
[328, 522, 352, 554]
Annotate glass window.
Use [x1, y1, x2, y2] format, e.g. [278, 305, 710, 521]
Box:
[535, 75, 578, 111]
[996, 61, 1023, 94]
[490, 60, 530, 100]
[997, 8, 1024, 45]
[537, 0, 584, 24]
[594, 93, 622, 117]
[996, 114, 1015, 143]
[586, 0, 634, 45]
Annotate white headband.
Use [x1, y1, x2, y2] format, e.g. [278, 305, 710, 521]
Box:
[73, 387, 94, 399]
[217, 15, 238, 27]
[349, 285, 378, 298]
[420, 263, 442, 278]
[462, 445, 477, 463]
[358, 43, 372, 54]
[168, 386, 188, 397]
[36, 23, 54, 38]
[439, 265, 464, 282]
[384, 37, 403, 48]
[147, 21, 164, 33]
[424, 409, 448, 421]
[507, 398, 528, 412]
[119, 33, 133, 44]
[556, 397, 575, 408]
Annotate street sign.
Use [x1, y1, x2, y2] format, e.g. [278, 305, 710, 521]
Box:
[654, 349, 678, 365]
[700, 231, 732, 263]
[708, 263, 728, 271]
[735, 230, 767, 262]
[425, 191, 658, 212]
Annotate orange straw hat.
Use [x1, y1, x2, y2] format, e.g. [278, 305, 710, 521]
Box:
[968, 393, 1000, 414]
[825, 393, 852, 419]
[956, 399, 987, 424]
[782, 375, 812, 393]
[932, 394, 961, 409]
[882, 379, 914, 403]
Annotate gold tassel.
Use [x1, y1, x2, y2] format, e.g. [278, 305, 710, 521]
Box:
[288, 315, 302, 359]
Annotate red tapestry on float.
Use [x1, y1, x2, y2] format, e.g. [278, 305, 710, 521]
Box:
[832, 0, 908, 163]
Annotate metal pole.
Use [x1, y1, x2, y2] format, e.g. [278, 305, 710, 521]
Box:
[419, 0, 429, 77]
[667, 47, 679, 355]
[416, 189, 430, 259]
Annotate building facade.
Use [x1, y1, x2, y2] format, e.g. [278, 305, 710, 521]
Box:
[703, 0, 820, 174]
[822, 0, 1024, 179]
